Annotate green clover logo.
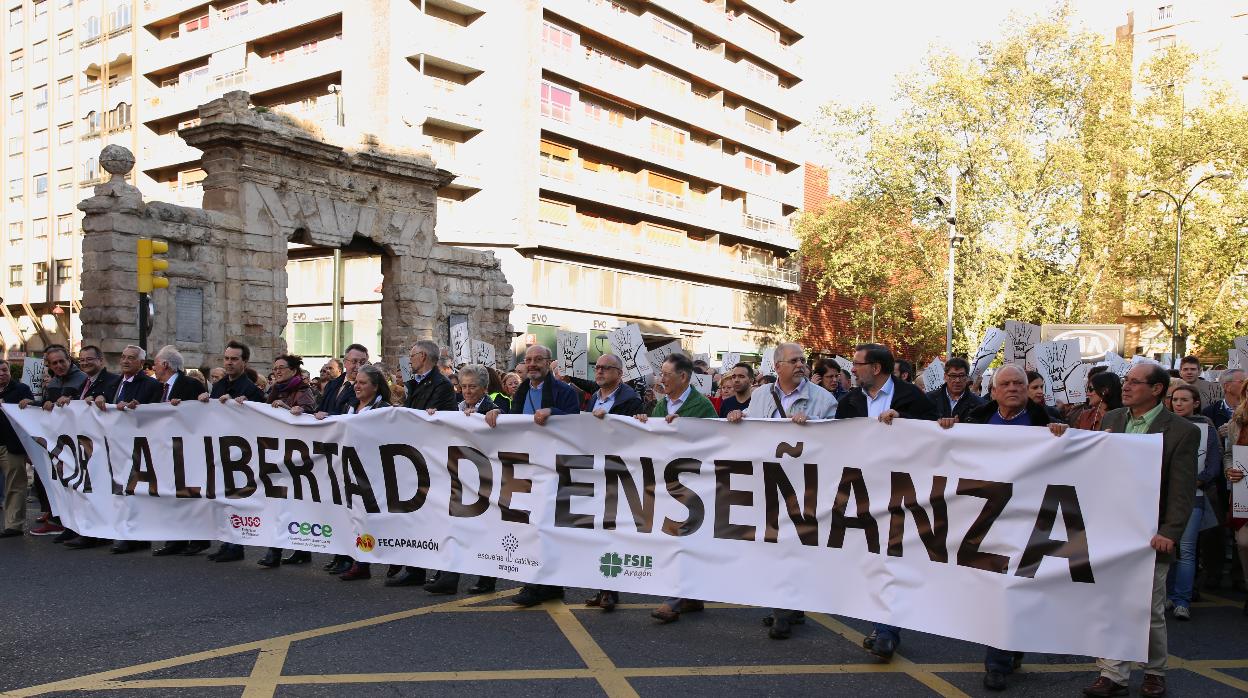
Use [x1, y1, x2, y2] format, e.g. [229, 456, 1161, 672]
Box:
[599, 552, 622, 578]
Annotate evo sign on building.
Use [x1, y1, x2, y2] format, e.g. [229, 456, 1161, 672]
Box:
[1040, 325, 1125, 362]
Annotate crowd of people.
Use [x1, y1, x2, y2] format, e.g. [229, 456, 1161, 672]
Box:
[0, 337, 1245, 697]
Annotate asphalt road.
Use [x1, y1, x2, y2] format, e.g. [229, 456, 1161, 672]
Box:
[2, 526, 1247, 697]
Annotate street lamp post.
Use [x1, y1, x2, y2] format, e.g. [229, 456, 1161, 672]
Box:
[1137, 170, 1232, 361]
[936, 167, 965, 359]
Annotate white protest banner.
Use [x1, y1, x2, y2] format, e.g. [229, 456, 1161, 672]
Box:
[691, 373, 713, 396]
[471, 340, 497, 370]
[1064, 363, 1090, 404]
[449, 318, 471, 367]
[1103, 351, 1129, 380]
[720, 352, 741, 371]
[693, 353, 710, 365]
[1035, 339, 1083, 406]
[5, 403, 1160, 661]
[920, 359, 945, 392]
[759, 347, 776, 377]
[556, 331, 588, 380]
[1232, 446, 1248, 523]
[1004, 321, 1041, 370]
[1230, 337, 1248, 370]
[833, 356, 857, 387]
[610, 324, 652, 380]
[971, 328, 1007, 380]
[645, 341, 684, 372]
[21, 357, 46, 402]
[398, 356, 412, 382]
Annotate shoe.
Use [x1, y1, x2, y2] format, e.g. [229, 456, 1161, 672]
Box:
[53, 529, 78, 544]
[257, 550, 281, 568]
[0, 528, 22, 538]
[28, 523, 64, 536]
[868, 635, 896, 660]
[386, 564, 402, 578]
[468, 578, 497, 594]
[861, 630, 876, 650]
[326, 558, 352, 574]
[984, 671, 1007, 691]
[1082, 676, 1129, 697]
[512, 585, 564, 607]
[339, 563, 371, 581]
[212, 547, 244, 563]
[110, 541, 150, 554]
[650, 605, 680, 623]
[680, 600, 705, 614]
[1140, 674, 1167, 697]
[768, 616, 792, 639]
[182, 541, 211, 556]
[282, 551, 311, 564]
[384, 568, 427, 587]
[323, 555, 347, 571]
[1013, 654, 1023, 671]
[424, 573, 460, 595]
[64, 537, 103, 550]
[585, 590, 616, 610]
[153, 543, 188, 557]
[1173, 605, 1191, 621]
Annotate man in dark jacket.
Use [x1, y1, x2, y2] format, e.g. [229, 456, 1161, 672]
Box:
[28, 346, 86, 408]
[585, 353, 644, 417]
[315, 344, 368, 417]
[151, 345, 210, 557]
[926, 357, 985, 421]
[0, 361, 34, 537]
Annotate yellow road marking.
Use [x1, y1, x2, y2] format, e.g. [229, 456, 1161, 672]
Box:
[240, 641, 291, 698]
[546, 601, 640, 698]
[807, 613, 971, 697]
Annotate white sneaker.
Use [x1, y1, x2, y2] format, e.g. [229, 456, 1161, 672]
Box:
[1173, 605, 1191, 621]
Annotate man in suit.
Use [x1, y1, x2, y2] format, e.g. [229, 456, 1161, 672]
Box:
[150, 345, 210, 557]
[838, 343, 937, 661]
[585, 353, 644, 418]
[1084, 363, 1199, 698]
[313, 344, 367, 418]
[485, 344, 582, 606]
[926, 357, 985, 421]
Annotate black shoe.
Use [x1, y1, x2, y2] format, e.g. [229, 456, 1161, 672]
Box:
[110, 541, 149, 554]
[323, 555, 348, 571]
[868, 635, 896, 660]
[861, 630, 876, 650]
[53, 528, 79, 544]
[153, 543, 187, 557]
[212, 546, 244, 563]
[424, 573, 460, 595]
[182, 541, 211, 556]
[0, 528, 22, 538]
[512, 585, 564, 607]
[282, 551, 312, 564]
[64, 537, 103, 550]
[768, 616, 792, 639]
[984, 671, 1007, 691]
[326, 558, 353, 575]
[384, 567, 427, 587]
[257, 550, 281, 568]
[386, 564, 402, 578]
[468, 577, 497, 594]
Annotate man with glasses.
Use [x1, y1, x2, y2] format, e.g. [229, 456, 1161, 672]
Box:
[726, 342, 837, 638]
[587, 353, 643, 419]
[926, 357, 984, 422]
[307, 344, 367, 419]
[1084, 363, 1199, 698]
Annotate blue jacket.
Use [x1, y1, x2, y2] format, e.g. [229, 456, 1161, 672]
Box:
[508, 376, 582, 415]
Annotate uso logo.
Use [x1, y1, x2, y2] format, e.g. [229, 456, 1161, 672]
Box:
[287, 521, 333, 538]
[356, 534, 376, 552]
[230, 515, 261, 529]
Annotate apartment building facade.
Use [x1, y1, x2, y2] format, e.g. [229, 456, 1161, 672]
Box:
[3, 0, 809, 366]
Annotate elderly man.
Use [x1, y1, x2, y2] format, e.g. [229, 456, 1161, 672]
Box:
[150, 346, 209, 557]
[486, 344, 582, 606]
[23, 346, 86, 410]
[941, 364, 1068, 691]
[927, 357, 985, 421]
[837, 343, 937, 661]
[310, 344, 368, 418]
[1083, 363, 1199, 698]
[0, 360, 34, 537]
[586, 353, 643, 418]
[726, 342, 837, 638]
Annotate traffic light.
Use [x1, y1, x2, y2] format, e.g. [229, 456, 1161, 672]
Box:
[136, 238, 169, 293]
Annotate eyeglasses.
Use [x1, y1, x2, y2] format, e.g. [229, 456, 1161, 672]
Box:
[852, 361, 874, 367]
[1123, 379, 1153, 387]
[945, 373, 968, 379]
[778, 357, 807, 366]
[594, 365, 620, 372]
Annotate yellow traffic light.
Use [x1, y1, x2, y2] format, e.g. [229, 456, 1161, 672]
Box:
[136, 238, 170, 293]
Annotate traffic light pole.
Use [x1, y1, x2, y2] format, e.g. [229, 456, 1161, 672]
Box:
[138, 292, 149, 352]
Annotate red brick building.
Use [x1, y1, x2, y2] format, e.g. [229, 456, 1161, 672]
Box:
[788, 163, 858, 356]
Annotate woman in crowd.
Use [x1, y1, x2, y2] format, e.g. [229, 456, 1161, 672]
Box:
[258, 355, 318, 568]
[1067, 371, 1122, 431]
[1166, 383, 1221, 619]
[487, 367, 511, 413]
[336, 364, 392, 582]
[1025, 370, 1064, 421]
[1222, 377, 1248, 617]
[501, 371, 521, 407]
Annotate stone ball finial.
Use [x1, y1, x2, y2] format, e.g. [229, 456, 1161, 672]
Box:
[100, 145, 135, 178]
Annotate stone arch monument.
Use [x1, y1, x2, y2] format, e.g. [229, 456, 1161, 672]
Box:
[78, 91, 513, 369]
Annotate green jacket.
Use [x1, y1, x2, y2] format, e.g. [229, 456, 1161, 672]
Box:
[650, 387, 718, 418]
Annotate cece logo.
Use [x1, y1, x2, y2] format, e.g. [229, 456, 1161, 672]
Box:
[355, 534, 376, 552]
[230, 515, 261, 529]
[287, 522, 333, 538]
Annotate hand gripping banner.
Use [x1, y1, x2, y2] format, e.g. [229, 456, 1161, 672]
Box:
[4, 403, 1161, 660]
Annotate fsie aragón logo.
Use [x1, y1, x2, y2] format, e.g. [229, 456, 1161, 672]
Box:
[599, 552, 654, 578]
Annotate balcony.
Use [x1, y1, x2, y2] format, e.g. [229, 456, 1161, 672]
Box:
[526, 219, 799, 290]
[649, 0, 802, 77]
[140, 132, 201, 171]
[419, 79, 484, 131]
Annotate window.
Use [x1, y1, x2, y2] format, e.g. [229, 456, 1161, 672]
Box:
[57, 77, 72, 100]
[56, 214, 72, 237]
[9, 52, 22, 74]
[111, 2, 130, 30]
[83, 15, 99, 39]
[32, 218, 47, 241]
[34, 173, 48, 198]
[9, 93, 23, 115]
[57, 123, 72, 144]
[652, 16, 691, 45]
[220, 2, 248, 22]
[267, 48, 285, 63]
[645, 171, 686, 209]
[649, 67, 690, 96]
[55, 260, 71, 284]
[1148, 34, 1177, 51]
[31, 41, 46, 65]
[8, 6, 22, 28]
[58, 31, 72, 54]
[6, 178, 19, 199]
[1158, 5, 1173, 21]
[32, 129, 47, 151]
[81, 156, 97, 181]
[7, 222, 21, 243]
[743, 154, 774, 176]
[649, 121, 687, 159]
[7, 134, 21, 154]
[742, 60, 777, 87]
[106, 102, 130, 130]
[743, 108, 776, 132]
[540, 82, 573, 122]
[291, 321, 353, 357]
[33, 84, 48, 110]
[33, 263, 47, 286]
[582, 96, 631, 129]
[538, 198, 573, 226]
[742, 14, 778, 44]
[33, 0, 46, 19]
[57, 168, 71, 190]
[542, 21, 576, 52]
[84, 110, 99, 134]
[8, 266, 22, 288]
[538, 140, 574, 180]
[60, 0, 71, 8]
[182, 13, 209, 33]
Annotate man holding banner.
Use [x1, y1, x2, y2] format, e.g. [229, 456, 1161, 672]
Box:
[1084, 363, 1199, 698]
